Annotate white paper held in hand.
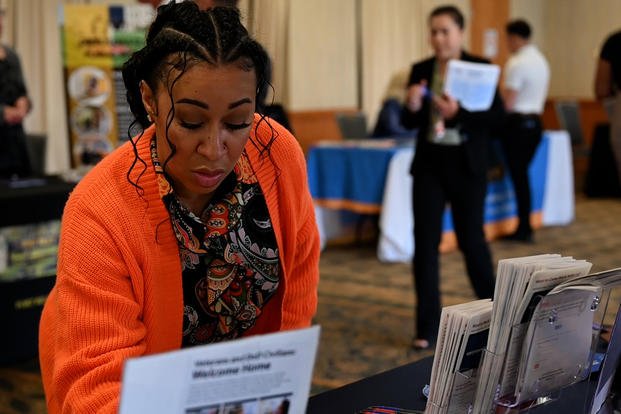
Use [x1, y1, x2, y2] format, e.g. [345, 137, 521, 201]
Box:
[443, 60, 500, 111]
[119, 326, 320, 414]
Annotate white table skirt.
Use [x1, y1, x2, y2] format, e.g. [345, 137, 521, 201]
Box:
[376, 130, 574, 262]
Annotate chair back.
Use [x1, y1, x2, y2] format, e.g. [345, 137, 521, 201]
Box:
[25, 134, 46, 176]
[554, 100, 584, 145]
[335, 112, 368, 139]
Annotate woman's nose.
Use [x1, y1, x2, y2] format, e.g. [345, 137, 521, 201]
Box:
[197, 127, 226, 160]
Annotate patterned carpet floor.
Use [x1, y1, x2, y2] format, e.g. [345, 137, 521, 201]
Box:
[1, 195, 621, 413]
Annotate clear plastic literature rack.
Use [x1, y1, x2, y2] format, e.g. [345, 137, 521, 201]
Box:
[490, 269, 621, 413]
[426, 267, 621, 414]
[425, 347, 488, 413]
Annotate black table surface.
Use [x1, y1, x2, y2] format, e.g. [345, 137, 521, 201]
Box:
[0, 175, 75, 227]
[306, 357, 602, 414]
[307, 357, 432, 414]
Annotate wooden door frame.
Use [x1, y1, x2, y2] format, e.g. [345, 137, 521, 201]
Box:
[469, 0, 510, 66]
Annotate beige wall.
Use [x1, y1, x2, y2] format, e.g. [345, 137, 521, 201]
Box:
[287, 0, 358, 110]
[360, 0, 423, 130]
[244, 0, 287, 104]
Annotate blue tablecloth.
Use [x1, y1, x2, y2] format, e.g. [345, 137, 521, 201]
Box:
[306, 141, 408, 212]
[307, 138, 548, 220]
[308, 131, 574, 261]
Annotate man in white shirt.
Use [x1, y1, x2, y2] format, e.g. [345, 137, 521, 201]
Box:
[500, 19, 550, 243]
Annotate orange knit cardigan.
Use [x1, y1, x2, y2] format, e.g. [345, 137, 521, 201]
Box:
[39, 116, 320, 413]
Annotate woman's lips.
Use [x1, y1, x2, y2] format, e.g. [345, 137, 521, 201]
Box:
[192, 170, 225, 188]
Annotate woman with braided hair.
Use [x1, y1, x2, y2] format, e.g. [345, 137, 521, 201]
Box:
[39, 3, 319, 412]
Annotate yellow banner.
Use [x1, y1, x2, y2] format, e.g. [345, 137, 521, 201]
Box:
[62, 4, 152, 167]
[64, 5, 112, 69]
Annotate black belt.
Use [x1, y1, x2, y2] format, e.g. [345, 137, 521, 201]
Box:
[510, 113, 540, 119]
[507, 113, 541, 129]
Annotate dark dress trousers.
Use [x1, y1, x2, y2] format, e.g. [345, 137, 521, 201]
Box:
[501, 113, 542, 238]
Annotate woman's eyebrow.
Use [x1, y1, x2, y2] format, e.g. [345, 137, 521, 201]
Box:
[228, 97, 252, 109]
[176, 98, 208, 109]
[174, 97, 252, 110]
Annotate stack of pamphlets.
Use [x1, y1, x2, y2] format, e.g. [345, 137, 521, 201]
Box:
[472, 254, 593, 413]
[425, 299, 493, 413]
[0, 220, 61, 281]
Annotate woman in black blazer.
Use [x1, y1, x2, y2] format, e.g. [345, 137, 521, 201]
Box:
[402, 5, 503, 349]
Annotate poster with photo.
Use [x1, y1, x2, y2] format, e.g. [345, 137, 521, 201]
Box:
[61, 4, 153, 168]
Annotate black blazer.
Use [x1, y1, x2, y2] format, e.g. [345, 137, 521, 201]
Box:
[402, 51, 505, 176]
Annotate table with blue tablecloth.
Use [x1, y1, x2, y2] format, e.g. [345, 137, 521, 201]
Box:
[306, 139, 408, 213]
[306, 131, 574, 262]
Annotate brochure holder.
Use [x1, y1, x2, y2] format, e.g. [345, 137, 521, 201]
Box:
[424, 266, 621, 414]
[427, 371, 478, 413]
[426, 347, 488, 413]
[491, 287, 613, 413]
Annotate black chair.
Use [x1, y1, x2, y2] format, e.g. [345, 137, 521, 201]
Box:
[24, 134, 46, 177]
[336, 112, 368, 139]
[584, 123, 621, 197]
[555, 100, 585, 146]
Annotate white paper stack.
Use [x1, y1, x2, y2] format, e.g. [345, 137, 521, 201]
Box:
[426, 299, 493, 414]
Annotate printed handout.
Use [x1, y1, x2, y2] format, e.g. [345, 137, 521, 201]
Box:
[119, 326, 320, 414]
[443, 60, 500, 111]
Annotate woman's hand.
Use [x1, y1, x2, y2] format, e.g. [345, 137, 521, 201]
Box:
[433, 93, 459, 120]
[3, 97, 30, 125]
[3, 105, 24, 125]
[15, 97, 30, 116]
[405, 80, 428, 113]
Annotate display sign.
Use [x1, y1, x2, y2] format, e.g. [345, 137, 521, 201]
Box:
[61, 5, 153, 167]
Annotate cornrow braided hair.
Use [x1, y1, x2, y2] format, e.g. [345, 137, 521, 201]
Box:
[121, 1, 277, 199]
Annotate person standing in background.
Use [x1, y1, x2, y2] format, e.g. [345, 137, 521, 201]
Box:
[500, 19, 550, 243]
[594, 29, 621, 184]
[0, 7, 32, 178]
[402, 5, 501, 350]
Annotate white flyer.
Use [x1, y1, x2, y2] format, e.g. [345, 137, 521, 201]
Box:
[119, 326, 320, 414]
[443, 60, 500, 111]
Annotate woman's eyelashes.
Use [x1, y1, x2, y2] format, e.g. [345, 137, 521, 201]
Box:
[225, 121, 251, 131]
[178, 119, 251, 131]
[179, 120, 203, 130]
